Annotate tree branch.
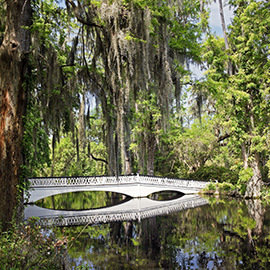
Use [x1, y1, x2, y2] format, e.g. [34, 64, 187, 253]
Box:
[90, 153, 108, 164]
[66, 0, 103, 28]
[217, 133, 230, 143]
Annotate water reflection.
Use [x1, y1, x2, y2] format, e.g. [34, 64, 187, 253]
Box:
[26, 194, 207, 227]
[35, 191, 131, 210]
[148, 190, 183, 201]
[56, 197, 270, 269]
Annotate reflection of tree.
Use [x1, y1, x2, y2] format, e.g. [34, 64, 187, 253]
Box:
[245, 199, 269, 269]
[207, 198, 270, 269]
[140, 217, 161, 259]
[36, 191, 112, 210]
[140, 193, 161, 261]
[54, 197, 270, 269]
[125, 221, 133, 245]
[246, 199, 265, 235]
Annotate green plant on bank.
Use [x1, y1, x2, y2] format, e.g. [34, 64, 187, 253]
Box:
[204, 180, 270, 200]
[204, 181, 237, 192]
[188, 165, 239, 184]
[203, 181, 237, 196]
[218, 182, 237, 193]
[205, 181, 217, 191]
[0, 217, 69, 270]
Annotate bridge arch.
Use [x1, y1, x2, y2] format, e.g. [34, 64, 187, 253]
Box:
[28, 184, 189, 203]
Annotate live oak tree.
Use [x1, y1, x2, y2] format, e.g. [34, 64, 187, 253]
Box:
[0, 0, 31, 228]
[0, 0, 207, 228]
[66, 0, 206, 176]
[0, 0, 75, 228]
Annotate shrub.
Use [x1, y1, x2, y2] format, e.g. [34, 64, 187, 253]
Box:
[188, 165, 239, 184]
[218, 182, 236, 192]
[206, 182, 217, 191]
[0, 217, 69, 270]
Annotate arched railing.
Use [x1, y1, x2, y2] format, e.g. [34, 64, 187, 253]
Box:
[29, 174, 208, 189]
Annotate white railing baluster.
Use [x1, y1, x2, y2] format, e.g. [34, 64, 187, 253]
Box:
[28, 175, 208, 191]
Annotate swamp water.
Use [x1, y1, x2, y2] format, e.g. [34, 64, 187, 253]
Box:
[26, 191, 270, 269]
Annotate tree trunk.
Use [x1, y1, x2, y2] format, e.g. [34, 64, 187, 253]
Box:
[123, 110, 132, 175]
[245, 97, 263, 198]
[0, 0, 31, 229]
[78, 93, 86, 151]
[141, 217, 160, 259]
[147, 133, 157, 176]
[245, 152, 263, 198]
[217, 0, 232, 76]
[241, 142, 249, 169]
[125, 221, 133, 245]
[218, 0, 229, 50]
[124, 145, 132, 175]
[146, 111, 157, 176]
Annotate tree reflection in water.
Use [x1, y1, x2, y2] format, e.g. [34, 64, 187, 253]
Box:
[51, 193, 270, 269]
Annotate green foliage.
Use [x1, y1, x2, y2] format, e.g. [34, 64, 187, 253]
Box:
[0, 218, 68, 269]
[21, 0, 78, 179]
[188, 165, 239, 184]
[132, 93, 163, 136]
[206, 181, 217, 191]
[265, 159, 270, 180]
[23, 104, 51, 178]
[237, 167, 254, 195]
[218, 182, 236, 192]
[47, 133, 105, 177]
[238, 167, 254, 184]
[31, 0, 71, 50]
[22, 73, 51, 181]
[201, 0, 270, 195]
[163, 116, 222, 175]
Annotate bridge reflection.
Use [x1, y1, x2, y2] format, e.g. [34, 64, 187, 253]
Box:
[24, 194, 208, 227]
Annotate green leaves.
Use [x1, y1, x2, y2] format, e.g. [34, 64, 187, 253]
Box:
[23, 99, 51, 178]
[202, 0, 270, 195]
[0, 219, 67, 269]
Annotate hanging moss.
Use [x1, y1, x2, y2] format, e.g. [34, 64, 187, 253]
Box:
[66, 0, 204, 175]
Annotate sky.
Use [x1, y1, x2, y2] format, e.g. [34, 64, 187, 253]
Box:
[209, 0, 234, 36]
[191, 1, 234, 80]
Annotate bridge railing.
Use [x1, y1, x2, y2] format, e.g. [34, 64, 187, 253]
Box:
[134, 175, 207, 189]
[29, 174, 208, 189]
[26, 196, 208, 227]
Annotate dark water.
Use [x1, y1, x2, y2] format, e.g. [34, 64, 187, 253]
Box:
[35, 192, 270, 269]
[35, 191, 131, 210]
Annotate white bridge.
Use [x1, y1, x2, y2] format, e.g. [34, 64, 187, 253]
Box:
[24, 195, 208, 227]
[26, 174, 208, 203]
